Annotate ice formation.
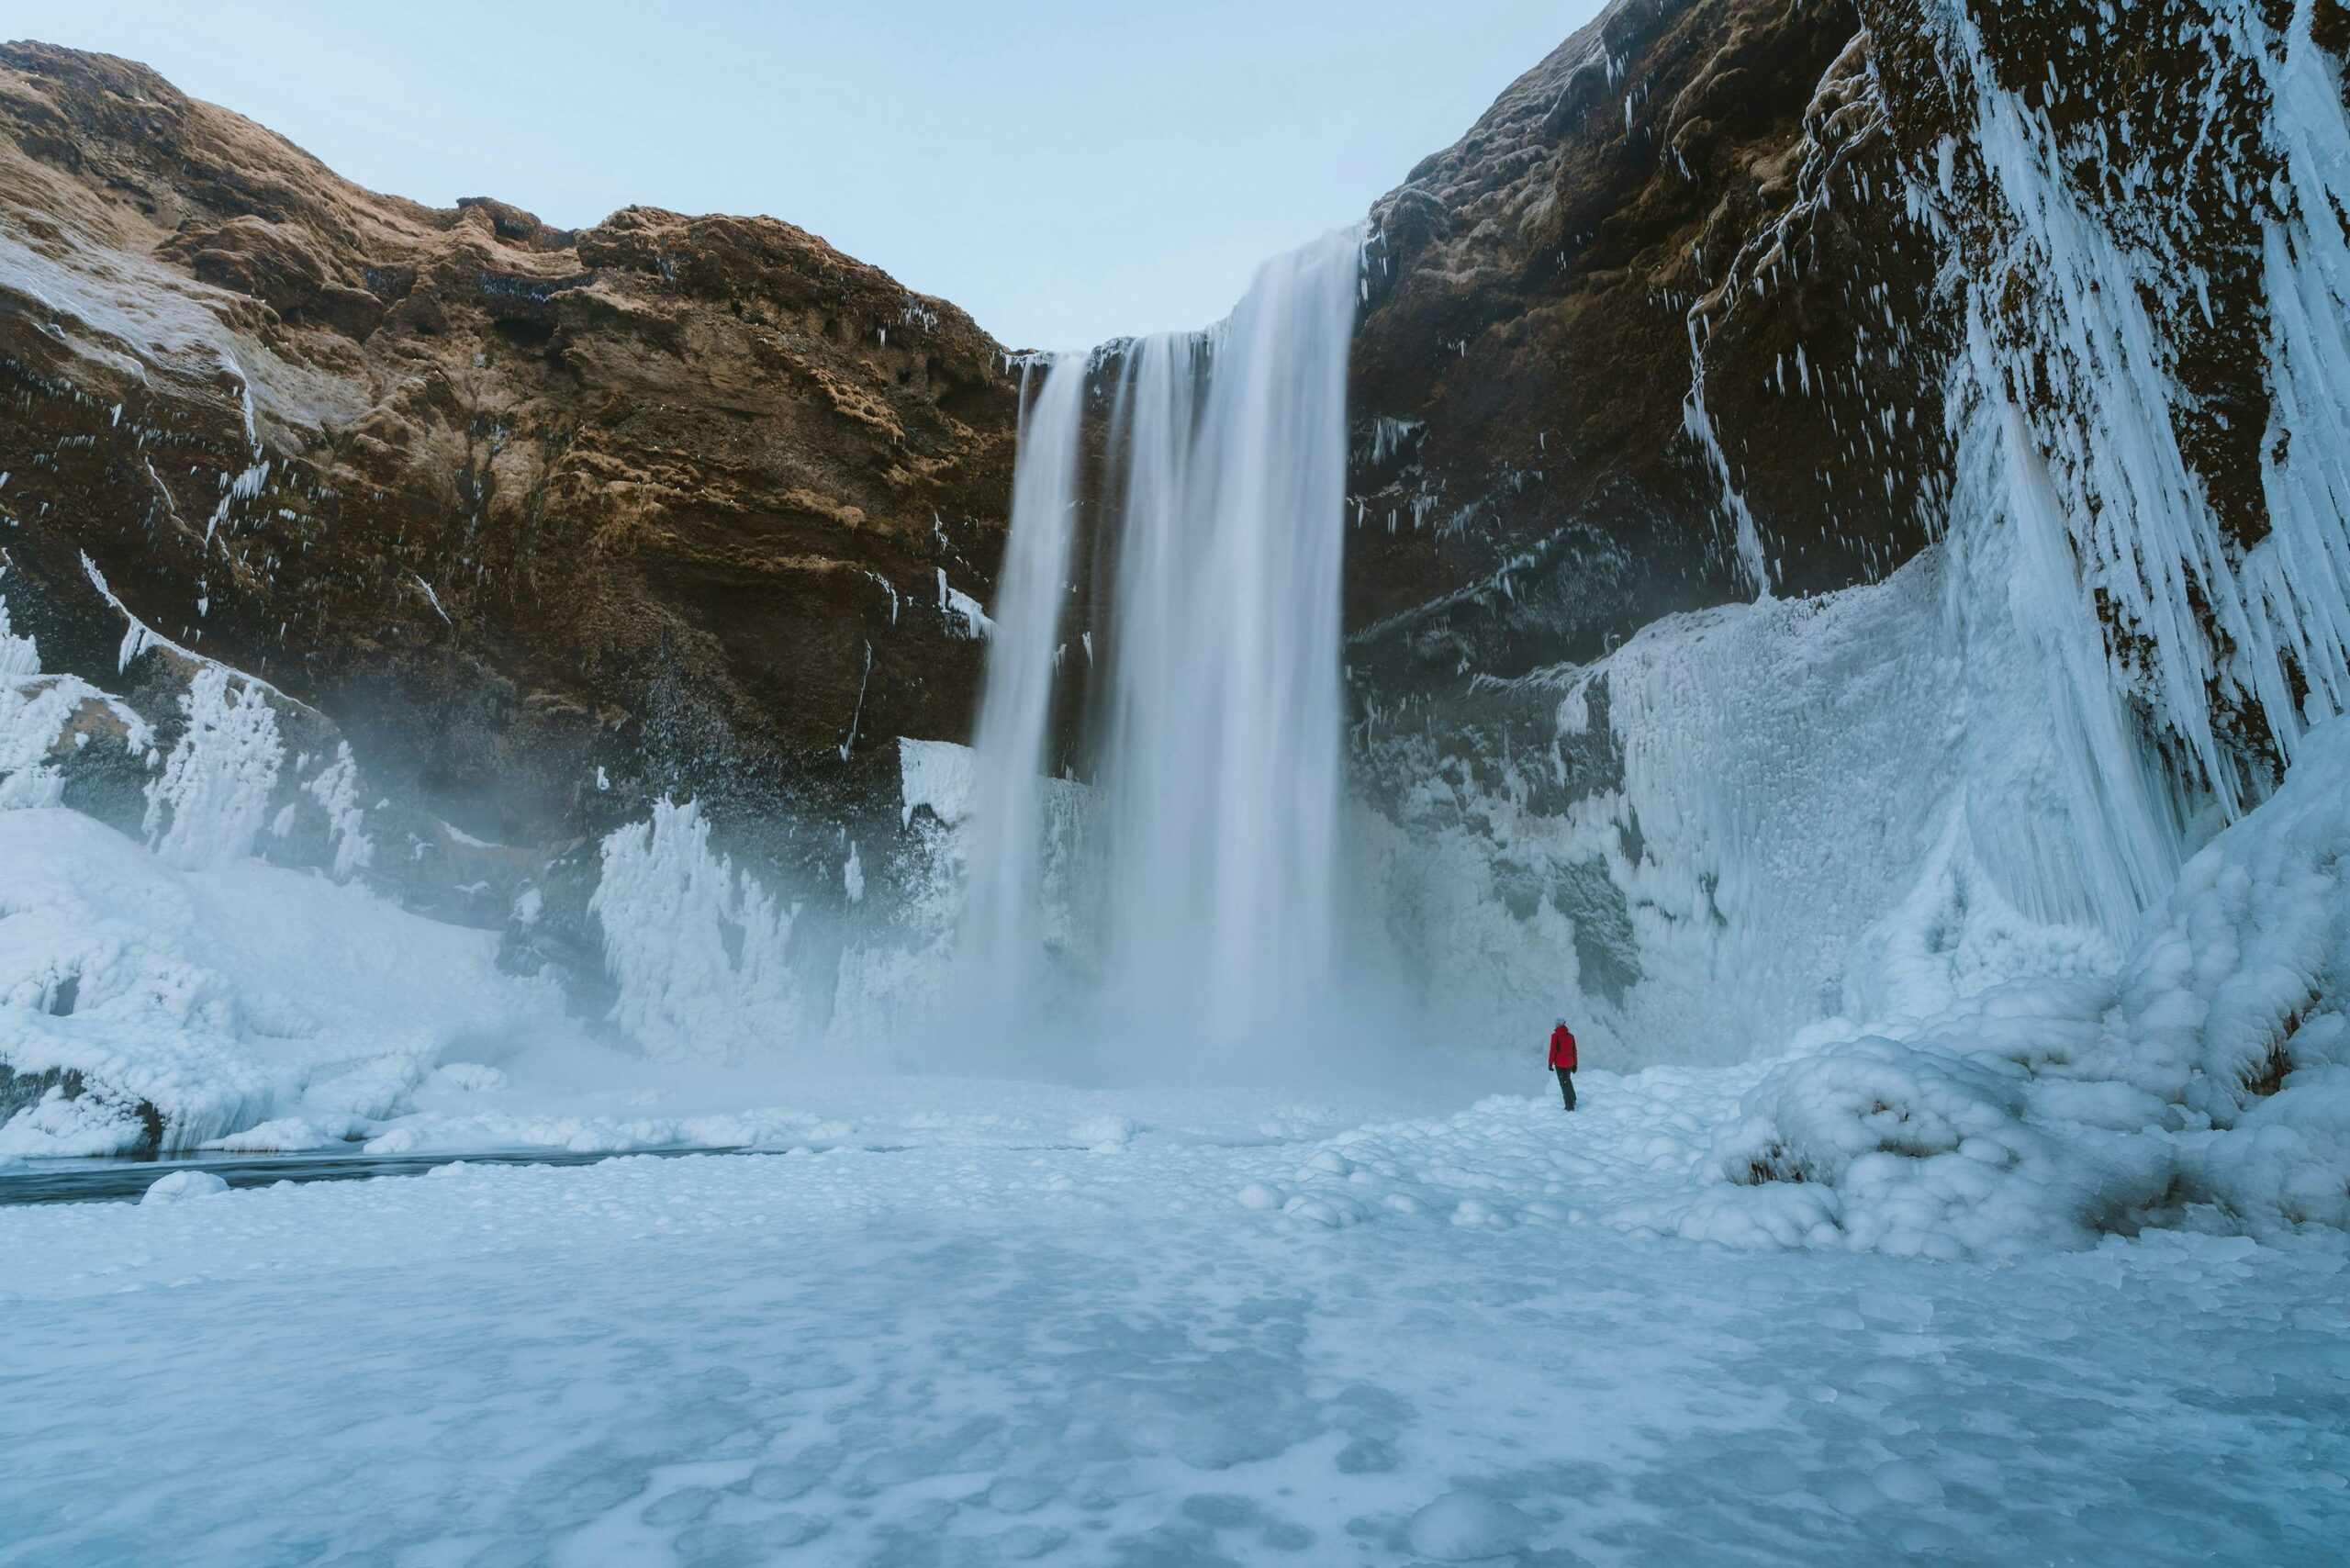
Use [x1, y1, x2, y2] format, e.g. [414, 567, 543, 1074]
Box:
[1675, 717, 2350, 1256]
[301, 742, 374, 880]
[0, 806, 563, 1156]
[1940, 1, 2350, 806]
[141, 664, 283, 870]
[591, 798, 811, 1066]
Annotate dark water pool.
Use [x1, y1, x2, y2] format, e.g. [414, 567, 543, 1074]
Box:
[0, 1142, 896, 1206]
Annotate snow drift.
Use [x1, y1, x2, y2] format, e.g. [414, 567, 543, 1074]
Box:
[0, 806, 563, 1156]
[1651, 717, 2344, 1256]
[0, 594, 565, 1155]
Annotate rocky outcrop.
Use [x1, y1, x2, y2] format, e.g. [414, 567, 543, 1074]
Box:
[1348, 0, 1937, 691]
[0, 41, 1019, 946]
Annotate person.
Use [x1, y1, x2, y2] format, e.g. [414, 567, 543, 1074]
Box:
[1547, 1018, 1578, 1111]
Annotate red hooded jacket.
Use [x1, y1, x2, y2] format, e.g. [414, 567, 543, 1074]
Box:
[1549, 1025, 1577, 1071]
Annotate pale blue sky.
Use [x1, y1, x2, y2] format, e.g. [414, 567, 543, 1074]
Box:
[11, 1, 1601, 349]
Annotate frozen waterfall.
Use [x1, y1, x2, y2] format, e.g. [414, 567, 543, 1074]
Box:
[961, 230, 1360, 1046]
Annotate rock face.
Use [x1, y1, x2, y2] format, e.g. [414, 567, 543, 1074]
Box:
[1348, 0, 2348, 782]
[0, 41, 1019, 947]
[1349, 0, 1943, 693]
[1346, 0, 2350, 1054]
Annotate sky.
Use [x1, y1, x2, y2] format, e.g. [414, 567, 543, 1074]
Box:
[9, 1, 1604, 350]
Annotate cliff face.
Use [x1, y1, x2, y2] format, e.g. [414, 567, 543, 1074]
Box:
[1347, 0, 2349, 791]
[1348, 0, 1942, 695]
[0, 41, 1018, 940]
[1346, 0, 2350, 1055]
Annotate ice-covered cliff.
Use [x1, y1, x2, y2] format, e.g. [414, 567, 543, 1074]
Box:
[1351, 0, 2350, 1072]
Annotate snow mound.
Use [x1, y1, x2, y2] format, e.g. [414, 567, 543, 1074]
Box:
[1704, 1034, 2168, 1258]
[1071, 1114, 1136, 1149]
[140, 1170, 227, 1204]
[0, 1083, 159, 1159]
[1688, 721, 2350, 1253]
[199, 1116, 367, 1154]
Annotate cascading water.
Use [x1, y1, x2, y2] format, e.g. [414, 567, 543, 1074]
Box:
[958, 355, 1085, 1013]
[961, 230, 1360, 1047]
[1103, 234, 1360, 1039]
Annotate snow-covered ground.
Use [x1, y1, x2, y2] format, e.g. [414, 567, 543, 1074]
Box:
[0, 806, 574, 1158]
[5, 1075, 2345, 1567]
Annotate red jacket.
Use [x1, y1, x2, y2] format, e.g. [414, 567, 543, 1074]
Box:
[1549, 1025, 1577, 1071]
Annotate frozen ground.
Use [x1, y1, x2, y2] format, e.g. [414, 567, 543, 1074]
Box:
[4, 1072, 2347, 1568]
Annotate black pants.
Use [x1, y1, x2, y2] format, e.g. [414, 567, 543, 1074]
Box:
[1555, 1068, 1576, 1110]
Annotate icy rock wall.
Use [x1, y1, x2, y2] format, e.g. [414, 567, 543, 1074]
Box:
[0, 570, 382, 880]
[1368, 0, 2350, 1071]
[1912, 0, 2350, 807]
[1364, 507, 2121, 1066]
[0, 577, 555, 1153]
[0, 594, 151, 811]
[0, 42, 1021, 885]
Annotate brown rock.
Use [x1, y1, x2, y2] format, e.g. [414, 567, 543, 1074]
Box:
[0, 39, 1018, 886]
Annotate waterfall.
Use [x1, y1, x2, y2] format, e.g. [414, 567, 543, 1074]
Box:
[962, 230, 1360, 1046]
[959, 354, 1086, 1011]
[1102, 234, 1360, 1039]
